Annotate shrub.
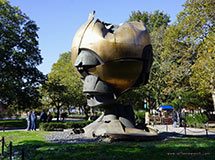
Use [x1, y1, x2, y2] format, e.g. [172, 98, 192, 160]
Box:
[65, 121, 92, 129]
[0, 119, 27, 129]
[135, 110, 146, 124]
[185, 113, 208, 128]
[39, 122, 66, 131]
[39, 120, 92, 131]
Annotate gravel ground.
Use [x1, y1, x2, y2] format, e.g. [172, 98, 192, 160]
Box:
[45, 125, 215, 143]
[45, 131, 100, 144]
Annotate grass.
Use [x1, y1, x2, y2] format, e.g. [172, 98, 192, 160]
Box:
[0, 131, 215, 160]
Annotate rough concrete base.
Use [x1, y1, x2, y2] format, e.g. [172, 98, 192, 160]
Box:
[83, 112, 158, 141]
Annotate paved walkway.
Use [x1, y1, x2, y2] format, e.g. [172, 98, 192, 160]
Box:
[153, 124, 215, 137]
[1, 125, 215, 140]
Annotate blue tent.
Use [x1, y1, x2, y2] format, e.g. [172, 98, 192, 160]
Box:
[159, 105, 174, 110]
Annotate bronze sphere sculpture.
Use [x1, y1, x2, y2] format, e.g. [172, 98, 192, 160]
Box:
[71, 12, 156, 139]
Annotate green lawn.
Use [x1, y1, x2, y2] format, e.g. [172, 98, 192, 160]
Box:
[0, 131, 215, 160]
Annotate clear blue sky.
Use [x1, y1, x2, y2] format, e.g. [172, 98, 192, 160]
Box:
[9, 0, 186, 74]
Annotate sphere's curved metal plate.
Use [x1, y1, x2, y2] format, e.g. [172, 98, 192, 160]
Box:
[71, 18, 151, 63]
[88, 60, 143, 91]
[71, 13, 153, 94]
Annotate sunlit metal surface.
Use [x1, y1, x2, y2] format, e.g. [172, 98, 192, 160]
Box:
[72, 17, 151, 63]
[72, 13, 152, 93]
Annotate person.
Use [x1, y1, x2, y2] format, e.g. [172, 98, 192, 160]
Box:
[47, 112, 53, 122]
[145, 111, 150, 125]
[40, 110, 47, 122]
[30, 111, 37, 131]
[180, 108, 186, 127]
[26, 111, 32, 131]
[172, 109, 179, 128]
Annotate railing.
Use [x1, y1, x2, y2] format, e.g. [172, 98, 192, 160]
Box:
[0, 137, 13, 160]
[160, 122, 215, 137]
[0, 136, 25, 160]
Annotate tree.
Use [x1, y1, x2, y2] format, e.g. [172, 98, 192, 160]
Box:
[41, 79, 69, 121]
[41, 52, 87, 121]
[48, 52, 86, 108]
[0, 0, 44, 111]
[129, 10, 170, 32]
[162, 0, 215, 110]
[190, 33, 215, 110]
[126, 10, 171, 109]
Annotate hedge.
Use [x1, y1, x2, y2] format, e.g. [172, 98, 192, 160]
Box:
[0, 119, 42, 130]
[185, 113, 208, 128]
[0, 119, 27, 129]
[39, 120, 92, 131]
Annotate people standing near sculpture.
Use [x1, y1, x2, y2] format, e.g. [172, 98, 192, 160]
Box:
[26, 111, 32, 131]
[47, 112, 53, 122]
[30, 111, 37, 131]
[40, 110, 47, 122]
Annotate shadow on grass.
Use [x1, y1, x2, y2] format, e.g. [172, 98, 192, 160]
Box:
[158, 131, 215, 140]
[11, 136, 215, 160]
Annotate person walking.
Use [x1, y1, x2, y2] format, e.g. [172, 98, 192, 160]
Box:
[30, 111, 37, 131]
[26, 111, 32, 131]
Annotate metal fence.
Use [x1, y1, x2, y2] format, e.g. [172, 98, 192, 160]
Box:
[160, 123, 215, 137]
[0, 136, 25, 160]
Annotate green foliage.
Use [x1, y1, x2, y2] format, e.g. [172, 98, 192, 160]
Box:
[41, 52, 86, 121]
[65, 121, 92, 129]
[39, 121, 92, 131]
[190, 33, 215, 109]
[39, 122, 66, 131]
[129, 10, 170, 32]
[134, 110, 145, 124]
[41, 79, 69, 121]
[0, 119, 41, 129]
[127, 11, 171, 108]
[48, 52, 85, 108]
[186, 113, 208, 128]
[138, 0, 215, 110]
[0, 0, 44, 110]
[162, 0, 215, 110]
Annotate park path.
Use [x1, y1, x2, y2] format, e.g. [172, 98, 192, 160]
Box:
[153, 124, 215, 137]
[1, 125, 215, 141]
[1, 125, 215, 136]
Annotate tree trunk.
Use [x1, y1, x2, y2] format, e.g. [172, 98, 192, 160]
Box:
[212, 90, 215, 111]
[56, 106, 60, 122]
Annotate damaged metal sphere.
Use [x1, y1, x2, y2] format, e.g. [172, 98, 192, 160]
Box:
[71, 12, 158, 140]
[71, 12, 153, 106]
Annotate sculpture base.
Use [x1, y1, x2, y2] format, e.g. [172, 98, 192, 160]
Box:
[83, 104, 158, 141]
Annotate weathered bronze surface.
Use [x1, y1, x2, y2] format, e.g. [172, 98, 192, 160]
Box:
[71, 12, 156, 139]
[71, 20, 151, 62]
[72, 12, 152, 93]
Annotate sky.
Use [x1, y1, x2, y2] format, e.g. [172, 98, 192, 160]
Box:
[9, 0, 186, 75]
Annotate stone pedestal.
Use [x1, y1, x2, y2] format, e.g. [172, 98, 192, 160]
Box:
[83, 104, 158, 140]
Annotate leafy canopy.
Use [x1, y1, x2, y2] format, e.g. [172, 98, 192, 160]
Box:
[0, 0, 44, 110]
